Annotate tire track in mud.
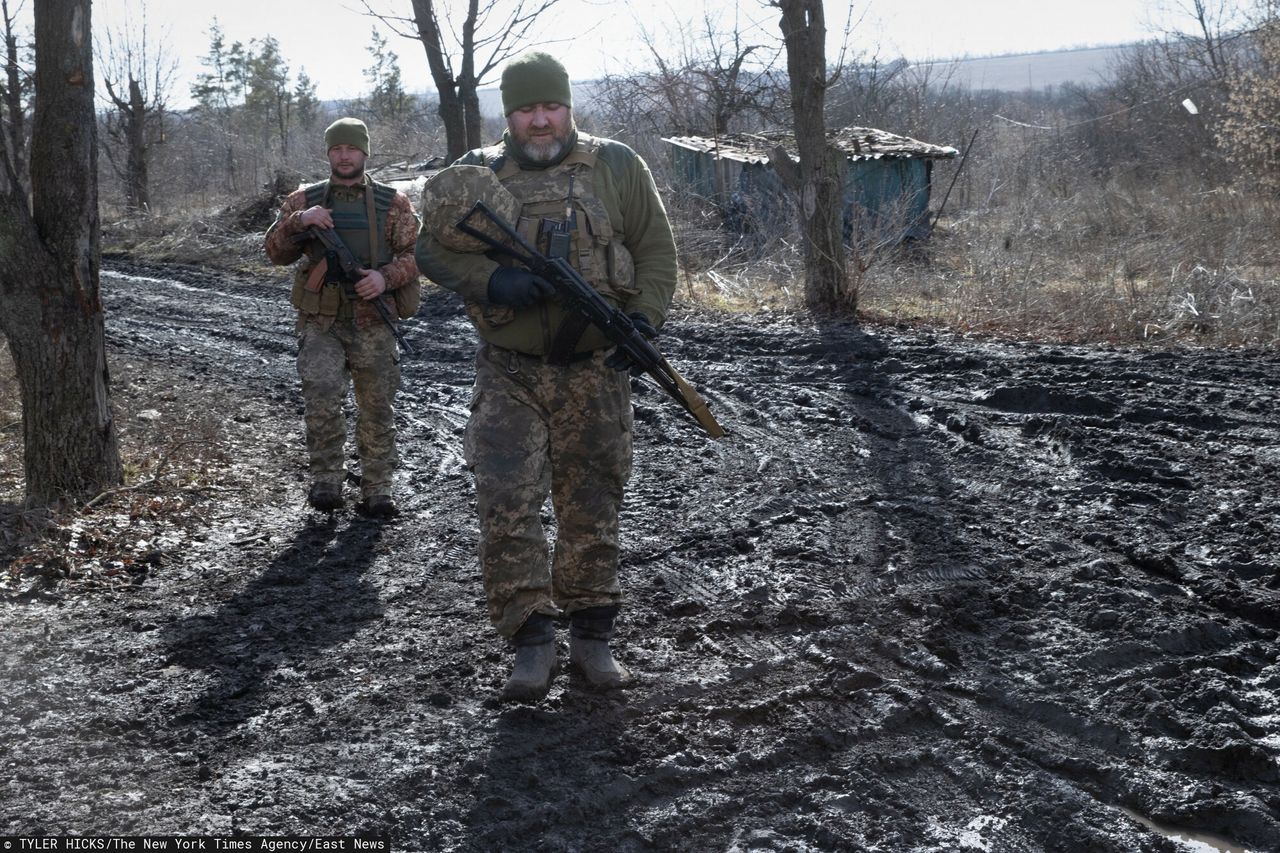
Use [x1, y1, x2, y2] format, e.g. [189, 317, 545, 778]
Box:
[2, 266, 1278, 851]
[885, 337, 1280, 850]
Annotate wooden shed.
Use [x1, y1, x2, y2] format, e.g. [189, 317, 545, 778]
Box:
[663, 127, 958, 244]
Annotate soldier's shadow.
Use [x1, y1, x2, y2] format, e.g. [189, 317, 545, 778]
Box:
[160, 514, 386, 736]
[462, 695, 633, 849]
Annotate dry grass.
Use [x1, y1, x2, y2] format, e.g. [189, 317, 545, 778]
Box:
[0, 340, 259, 600]
[0, 343, 23, 499]
[104, 211, 271, 274]
[669, 179, 1280, 347]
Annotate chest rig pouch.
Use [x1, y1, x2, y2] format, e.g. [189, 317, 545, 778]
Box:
[490, 136, 638, 362]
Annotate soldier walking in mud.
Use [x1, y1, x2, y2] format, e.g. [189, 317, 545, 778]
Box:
[265, 117, 421, 518]
[416, 52, 678, 701]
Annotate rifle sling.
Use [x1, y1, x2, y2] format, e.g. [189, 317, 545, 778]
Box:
[361, 177, 395, 313]
[365, 176, 378, 274]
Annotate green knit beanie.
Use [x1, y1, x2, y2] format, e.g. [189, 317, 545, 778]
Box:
[324, 118, 370, 155]
[501, 52, 573, 115]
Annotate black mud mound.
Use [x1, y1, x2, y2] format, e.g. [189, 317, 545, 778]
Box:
[2, 262, 1277, 852]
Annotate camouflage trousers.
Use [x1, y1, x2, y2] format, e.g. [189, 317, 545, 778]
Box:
[464, 344, 634, 638]
[296, 317, 401, 497]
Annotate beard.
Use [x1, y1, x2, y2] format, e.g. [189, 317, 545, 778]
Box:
[511, 118, 575, 163]
[331, 162, 365, 180]
[520, 137, 567, 163]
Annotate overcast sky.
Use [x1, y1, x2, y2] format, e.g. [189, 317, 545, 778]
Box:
[20, 0, 1209, 107]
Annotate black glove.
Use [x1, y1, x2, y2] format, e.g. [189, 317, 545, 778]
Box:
[487, 266, 555, 307]
[604, 312, 658, 374]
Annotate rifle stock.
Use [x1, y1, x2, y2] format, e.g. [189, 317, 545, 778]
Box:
[456, 202, 725, 439]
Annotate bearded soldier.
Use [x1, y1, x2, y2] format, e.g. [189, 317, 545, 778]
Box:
[265, 118, 421, 518]
[416, 52, 678, 701]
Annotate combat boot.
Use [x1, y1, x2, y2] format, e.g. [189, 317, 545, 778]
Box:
[569, 606, 633, 690]
[356, 494, 398, 519]
[307, 482, 343, 511]
[500, 613, 559, 703]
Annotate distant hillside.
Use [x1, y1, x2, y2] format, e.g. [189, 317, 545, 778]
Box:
[474, 81, 606, 118]
[467, 44, 1134, 118]
[907, 44, 1133, 91]
[477, 87, 505, 117]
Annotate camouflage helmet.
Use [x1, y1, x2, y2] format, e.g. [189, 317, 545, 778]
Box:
[421, 164, 522, 253]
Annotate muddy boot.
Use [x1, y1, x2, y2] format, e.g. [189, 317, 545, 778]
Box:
[500, 613, 559, 703]
[356, 494, 398, 519]
[569, 606, 633, 690]
[307, 482, 343, 512]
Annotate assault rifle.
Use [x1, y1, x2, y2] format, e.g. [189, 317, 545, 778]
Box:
[295, 226, 414, 355]
[455, 201, 725, 439]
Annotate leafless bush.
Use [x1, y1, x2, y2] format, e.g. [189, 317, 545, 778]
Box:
[103, 208, 267, 270]
[657, 184, 807, 311]
[851, 171, 1280, 345]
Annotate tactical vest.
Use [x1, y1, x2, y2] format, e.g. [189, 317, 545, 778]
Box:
[291, 177, 398, 319]
[469, 134, 638, 358]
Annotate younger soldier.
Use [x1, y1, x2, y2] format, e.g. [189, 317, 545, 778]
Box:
[265, 118, 420, 518]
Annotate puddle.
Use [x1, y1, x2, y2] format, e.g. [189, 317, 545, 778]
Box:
[1119, 807, 1256, 853]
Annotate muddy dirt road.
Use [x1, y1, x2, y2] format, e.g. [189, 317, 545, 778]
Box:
[3, 260, 1279, 851]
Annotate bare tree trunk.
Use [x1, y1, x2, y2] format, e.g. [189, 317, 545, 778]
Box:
[400, 0, 564, 160]
[225, 143, 237, 195]
[0, 0, 122, 506]
[461, 85, 483, 151]
[125, 77, 149, 210]
[99, 5, 176, 215]
[276, 94, 289, 159]
[102, 76, 153, 212]
[774, 0, 850, 313]
[458, 0, 483, 151]
[437, 88, 467, 162]
[411, 0, 468, 161]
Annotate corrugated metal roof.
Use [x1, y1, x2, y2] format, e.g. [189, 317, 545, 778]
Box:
[663, 127, 958, 162]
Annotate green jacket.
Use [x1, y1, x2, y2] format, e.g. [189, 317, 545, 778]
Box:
[416, 130, 677, 356]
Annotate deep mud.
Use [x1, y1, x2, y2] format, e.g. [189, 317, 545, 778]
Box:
[3, 259, 1279, 852]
